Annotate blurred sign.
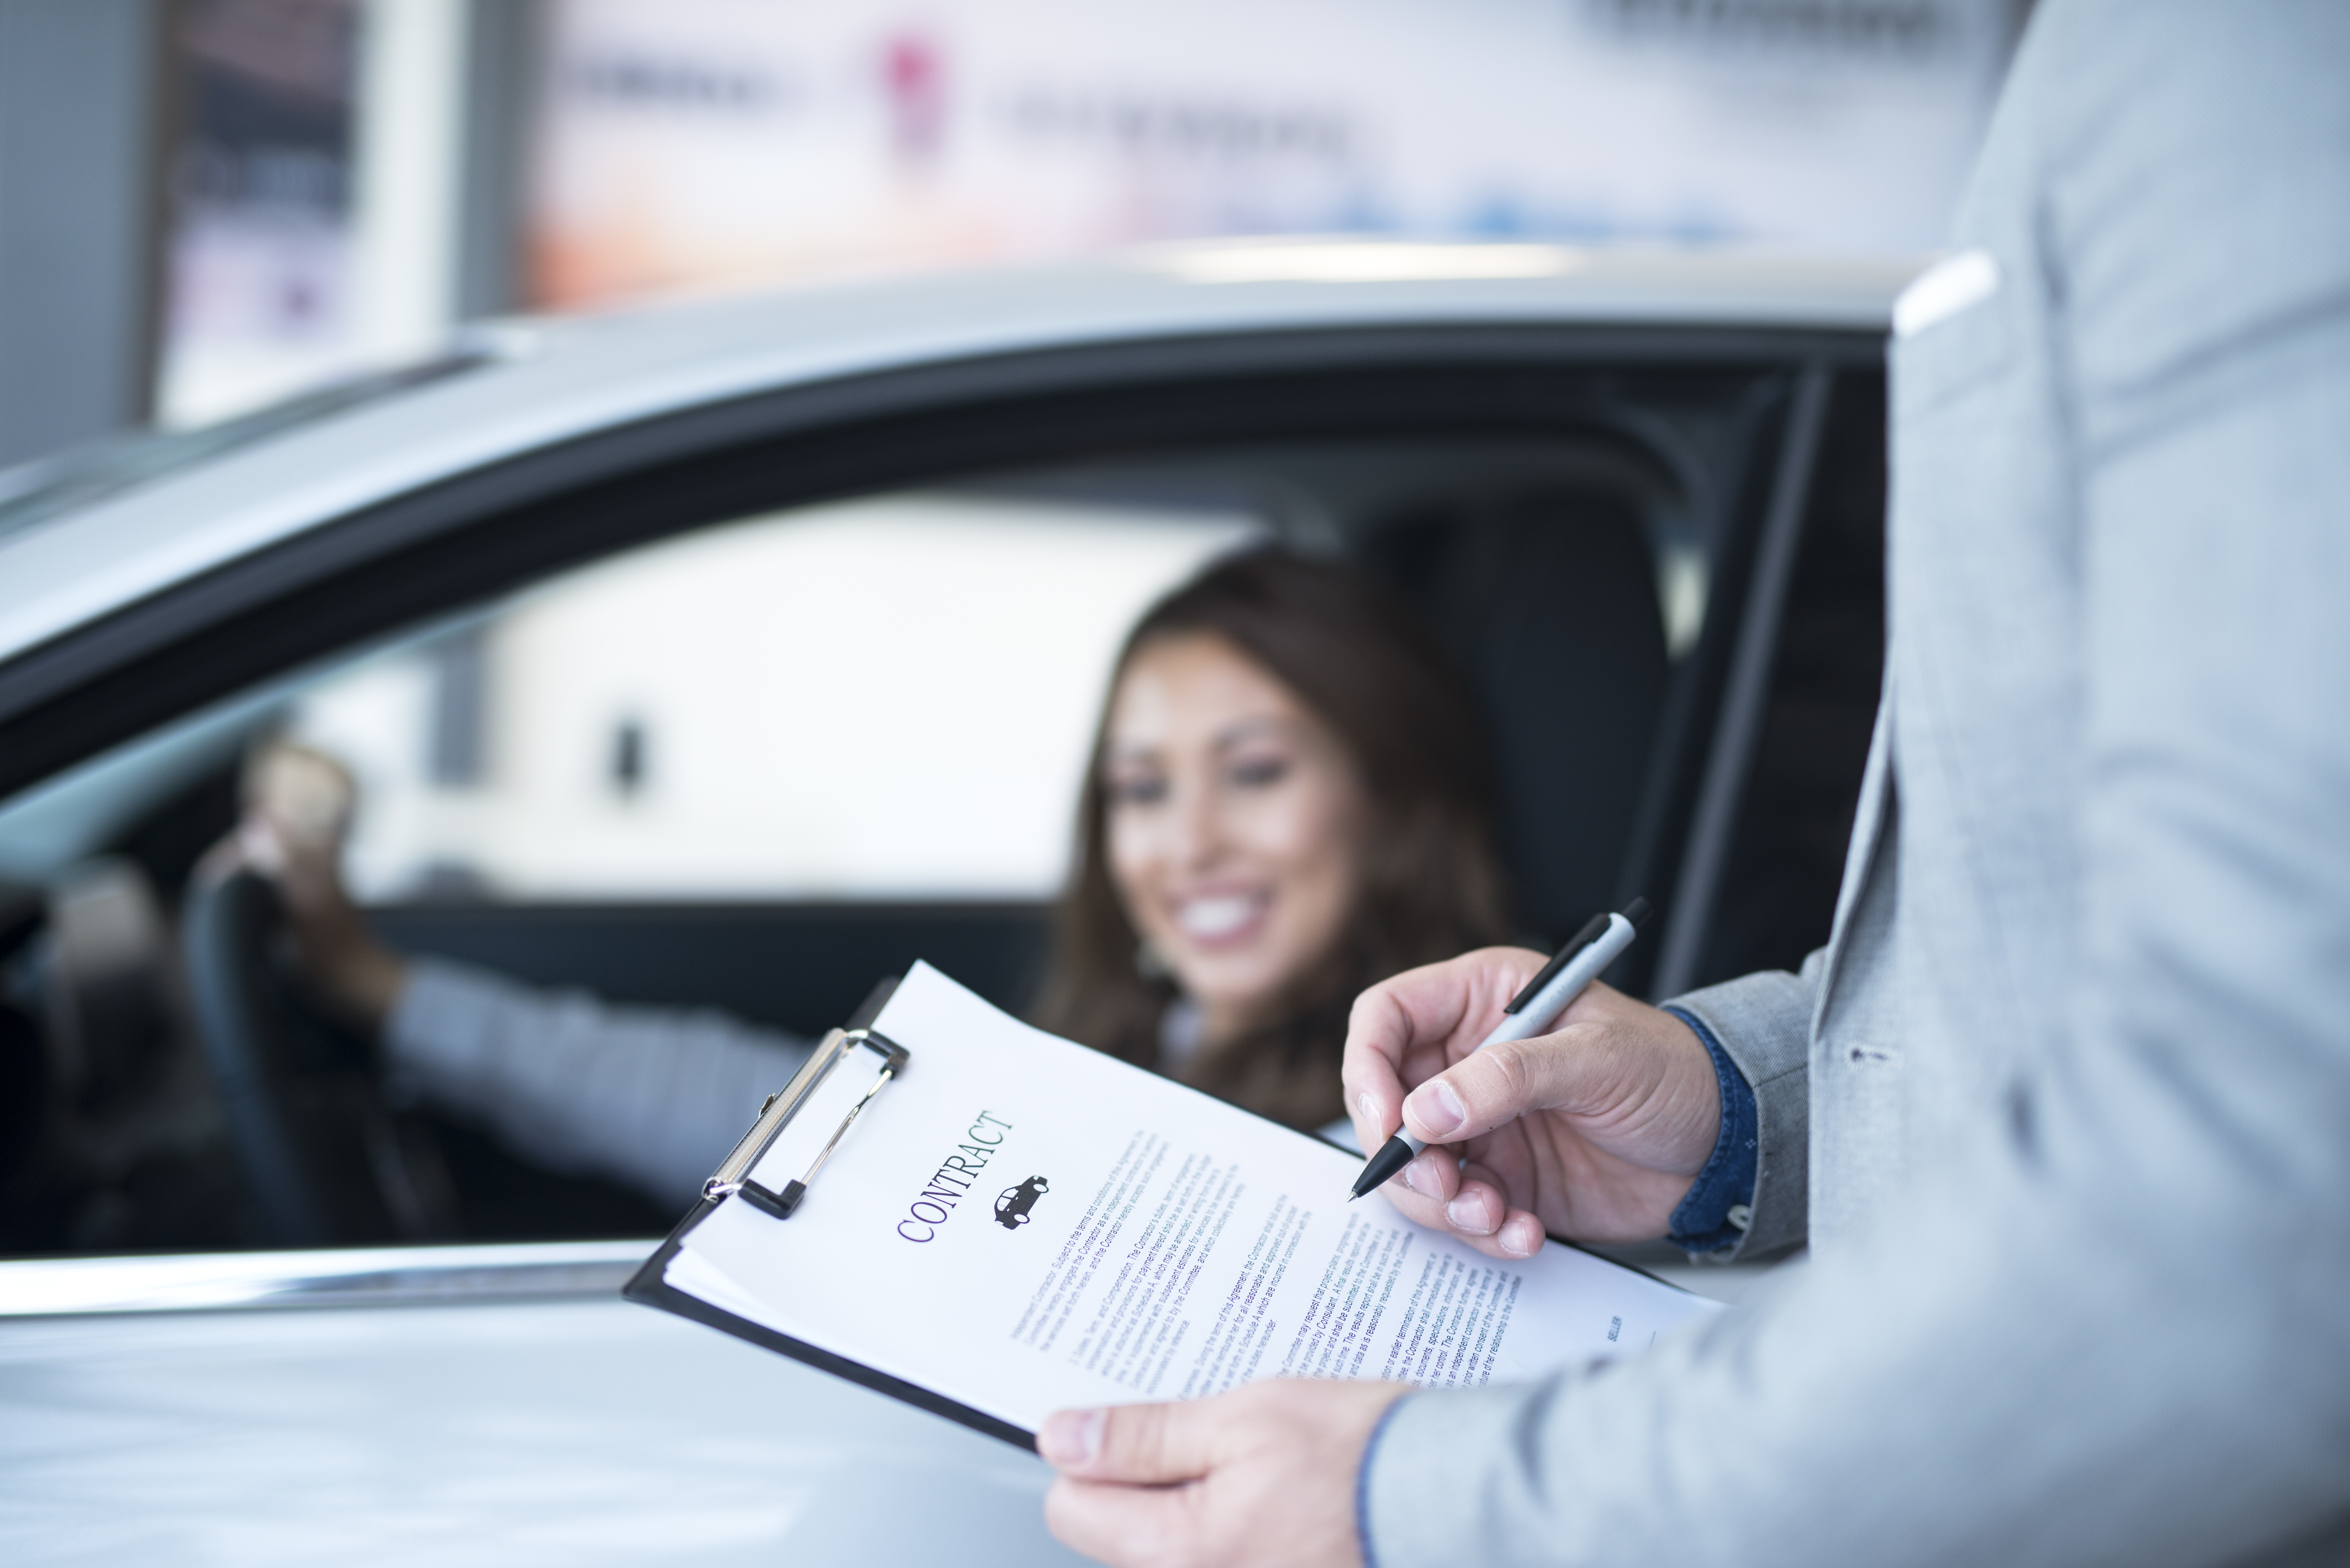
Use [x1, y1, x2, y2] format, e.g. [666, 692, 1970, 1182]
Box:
[525, 0, 2017, 312]
[157, 0, 364, 426]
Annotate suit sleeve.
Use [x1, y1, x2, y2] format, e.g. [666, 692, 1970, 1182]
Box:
[1363, 6, 2350, 1564]
[386, 958, 812, 1210]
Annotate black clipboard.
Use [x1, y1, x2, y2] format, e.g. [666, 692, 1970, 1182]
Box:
[621, 976, 1040, 1452]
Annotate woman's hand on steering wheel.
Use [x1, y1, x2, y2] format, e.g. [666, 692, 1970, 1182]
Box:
[214, 745, 409, 1029]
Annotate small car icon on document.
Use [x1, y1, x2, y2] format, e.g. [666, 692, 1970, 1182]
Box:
[995, 1176, 1049, 1229]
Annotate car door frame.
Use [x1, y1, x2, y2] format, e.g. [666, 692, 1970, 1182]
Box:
[0, 320, 1882, 999]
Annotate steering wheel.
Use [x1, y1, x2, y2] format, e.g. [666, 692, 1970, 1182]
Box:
[182, 867, 457, 1246]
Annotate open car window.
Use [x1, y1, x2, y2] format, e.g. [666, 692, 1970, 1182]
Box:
[0, 357, 1889, 1256]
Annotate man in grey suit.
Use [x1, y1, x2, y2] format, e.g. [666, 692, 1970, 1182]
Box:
[1036, 2, 2350, 1563]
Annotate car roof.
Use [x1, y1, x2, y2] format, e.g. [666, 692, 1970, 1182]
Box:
[0, 240, 1922, 670]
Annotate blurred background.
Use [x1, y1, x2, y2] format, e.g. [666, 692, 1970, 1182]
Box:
[0, 0, 2026, 908]
[0, 1, 2029, 1255]
[2, 0, 2028, 458]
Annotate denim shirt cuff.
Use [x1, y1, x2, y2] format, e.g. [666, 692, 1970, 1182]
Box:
[1664, 1005, 1759, 1255]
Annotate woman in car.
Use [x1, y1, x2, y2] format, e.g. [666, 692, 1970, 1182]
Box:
[1032, 548, 1511, 1132]
[250, 548, 1512, 1206]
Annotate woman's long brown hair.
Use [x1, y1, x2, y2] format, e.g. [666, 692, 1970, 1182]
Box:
[1031, 548, 1512, 1130]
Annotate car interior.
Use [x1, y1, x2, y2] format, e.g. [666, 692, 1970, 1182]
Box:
[0, 346, 1886, 1258]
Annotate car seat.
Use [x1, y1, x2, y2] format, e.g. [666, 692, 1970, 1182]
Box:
[1361, 494, 1670, 948]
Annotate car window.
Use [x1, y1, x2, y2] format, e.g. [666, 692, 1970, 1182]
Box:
[290, 494, 1261, 903]
[0, 385, 1884, 1258]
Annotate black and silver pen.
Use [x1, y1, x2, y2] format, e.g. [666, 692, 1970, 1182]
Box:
[1348, 897, 1652, 1200]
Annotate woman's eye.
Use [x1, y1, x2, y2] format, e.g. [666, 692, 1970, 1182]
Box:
[1107, 775, 1168, 807]
[1229, 757, 1291, 789]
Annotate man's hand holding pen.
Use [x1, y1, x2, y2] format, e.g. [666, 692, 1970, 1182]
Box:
[1341, 948, 1725, 1258]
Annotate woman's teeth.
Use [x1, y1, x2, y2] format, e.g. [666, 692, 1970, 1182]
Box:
[1175, 894, 1262, 939]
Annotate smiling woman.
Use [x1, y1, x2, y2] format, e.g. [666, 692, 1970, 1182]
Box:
[1035, 550, 1512, 1132]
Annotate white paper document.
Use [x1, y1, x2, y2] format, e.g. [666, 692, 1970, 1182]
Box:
[664, 963, 1720, 1433]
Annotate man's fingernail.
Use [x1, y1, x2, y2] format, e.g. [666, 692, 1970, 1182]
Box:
[1445, 1194, 1492, 1233]
[1501, 1216, 1541, 1257]
[1039, 1408, 1104, 1468]
[1356, 1091, 1380, 1130]
[1402, 1160, 1435, 1197]
[1406, 1079, 1467, 1139]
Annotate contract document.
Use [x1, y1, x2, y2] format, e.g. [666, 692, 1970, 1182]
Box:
[632, 962, 1720, 1444]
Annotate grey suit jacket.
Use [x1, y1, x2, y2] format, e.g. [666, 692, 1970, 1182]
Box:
[1366, 3, 2350, 1562]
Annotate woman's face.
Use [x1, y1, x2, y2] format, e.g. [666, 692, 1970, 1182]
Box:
[1102, 633, 1370, 1039]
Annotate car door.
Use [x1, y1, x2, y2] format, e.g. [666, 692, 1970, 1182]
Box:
[0, 299, 1888, 1253]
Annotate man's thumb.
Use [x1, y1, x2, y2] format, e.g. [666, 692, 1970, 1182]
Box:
[1400, 1075, 1472, 1142]
[1039, 1401, 1213, 1483]
[1402, 1035, 1597, 1145]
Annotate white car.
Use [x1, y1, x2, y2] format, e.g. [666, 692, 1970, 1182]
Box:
[0, 240, 1915, 1565]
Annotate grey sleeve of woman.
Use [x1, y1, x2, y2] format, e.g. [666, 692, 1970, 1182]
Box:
[383, 957, 813, 1211]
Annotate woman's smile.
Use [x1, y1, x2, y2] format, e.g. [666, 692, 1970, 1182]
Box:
[1169, 887, 1272, 946]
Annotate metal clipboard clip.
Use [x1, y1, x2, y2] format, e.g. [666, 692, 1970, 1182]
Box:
[703, 1027, 910, 1220]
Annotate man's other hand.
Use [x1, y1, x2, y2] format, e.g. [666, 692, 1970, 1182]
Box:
[1041, 1380, 1406, 1568]
[1343, 947, 1721, 1257]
